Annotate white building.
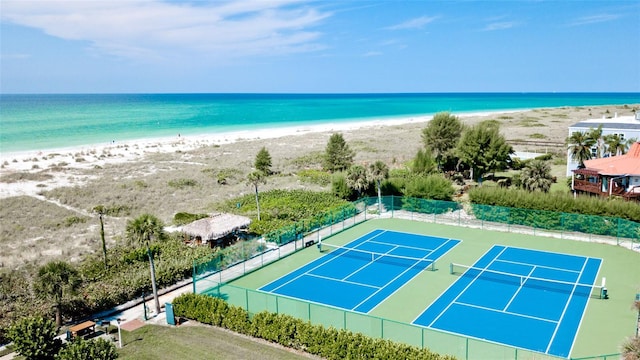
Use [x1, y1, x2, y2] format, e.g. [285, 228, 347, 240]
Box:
[565, 113, 640, 176]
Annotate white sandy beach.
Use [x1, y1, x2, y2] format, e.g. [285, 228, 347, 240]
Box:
[0, 113, 445, 199]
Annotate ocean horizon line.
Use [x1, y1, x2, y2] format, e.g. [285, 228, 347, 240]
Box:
[3, 91, 640, 96]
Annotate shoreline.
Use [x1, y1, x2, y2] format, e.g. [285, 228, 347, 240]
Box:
[0, 110, 517, 172]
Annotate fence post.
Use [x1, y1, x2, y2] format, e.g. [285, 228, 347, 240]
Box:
[192, 261, 196, 294]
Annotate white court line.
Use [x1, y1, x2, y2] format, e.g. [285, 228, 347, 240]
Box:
[545, 257, 589, 354]
[342, 245, 399, 280]
[367, 239, 434, 253]
[265, 230, 387, 292]
[424, 246, 508, 328]
[305, 272, 380, 290]
[494, 258, 581, 275]
[503, 265, 536, 311]
[367, 238, 457, 314]
[454, 300, 558, 324]
[351, 250, 433, 311]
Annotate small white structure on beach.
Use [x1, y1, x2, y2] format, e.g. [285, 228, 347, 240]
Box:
[565, 113, 640, 176]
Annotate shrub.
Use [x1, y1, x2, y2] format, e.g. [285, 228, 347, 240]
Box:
[168, 178, 197, 188]
[8, 316, 61, 360]
[298, 169, 332, 186]
[172, 293, 453, 360]
[173, 212, 208, 226]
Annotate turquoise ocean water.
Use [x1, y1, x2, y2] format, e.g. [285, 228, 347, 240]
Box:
[1, 93, 639, 153]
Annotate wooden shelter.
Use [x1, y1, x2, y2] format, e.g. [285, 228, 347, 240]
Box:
[182, 213, 251, 248]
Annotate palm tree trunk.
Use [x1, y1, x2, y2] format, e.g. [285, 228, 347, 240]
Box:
[55, 305, 62, 327]
[377, 180, 382, 214]
[254, 184, 261, 221]
[99, 214, 107, 269]
[147, 246, 161, 315]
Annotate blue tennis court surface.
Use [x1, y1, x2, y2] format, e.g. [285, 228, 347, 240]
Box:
[260, 229, 460, 313]
[413, 245, 602, 358]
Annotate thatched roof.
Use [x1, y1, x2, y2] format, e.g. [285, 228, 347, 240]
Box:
[182, 213, 251, 240]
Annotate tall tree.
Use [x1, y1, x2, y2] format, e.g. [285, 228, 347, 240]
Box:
[247, 170, 267, 221]
[254, 147, 273, 175]
[368, 160, 389, 214]
[323, 133, 355, 172]
[126, 213, 165, 315]
[421, 112, 464, 169]
[456, 121, 513, 182]
[8, 316, 61, 360]
[566, 131, 595, 168]
[92, 205, 108, 269]
[34, 261, 81, 327]
[345, 165, 369, 198]
[412, 148, 437, 175]
[520, 160, 554, 192]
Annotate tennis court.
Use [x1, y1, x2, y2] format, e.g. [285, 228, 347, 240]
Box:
[259, 229, 460, 313]
[413, 245, 603, 358]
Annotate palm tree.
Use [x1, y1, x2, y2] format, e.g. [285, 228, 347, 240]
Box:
[345, 165, 369, 198]
[520, 160, 554, 192]
[93, 205, 108, 269]
[587, 125, 604, 158]
[35, 261, 81, 327]
[567, 131, 595, 168]
[368, 160, 389, 214]
[247, 170, 267, 221]
[126, 213, 165, 315]
[603, 134, 625, 156]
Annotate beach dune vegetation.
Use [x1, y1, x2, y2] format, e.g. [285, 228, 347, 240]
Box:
[255, 146, 273, 175]
[323, 133, 355, 172]
[456, 120, 513, 182]
[421, 112, 464, 169]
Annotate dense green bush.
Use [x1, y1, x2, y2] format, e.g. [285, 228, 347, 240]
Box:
[220, 189, 349, 235]
[469, 187, 640, 222]
[297, 169, 332, 186]
[404, 174, 455, 201]
[56, 337, 117, 360]
[172, 293, 453, 360]
[173, 212, 208, 226]
[469, 187, 640, 238]
[8, 316, 61, 360]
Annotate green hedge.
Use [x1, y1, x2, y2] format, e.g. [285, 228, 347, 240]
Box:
[172, 293, 453, 360]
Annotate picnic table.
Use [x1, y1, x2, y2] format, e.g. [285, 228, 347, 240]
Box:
[69, 320, 96, 337]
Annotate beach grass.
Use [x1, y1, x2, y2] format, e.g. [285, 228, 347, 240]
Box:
[1, 105, 638, 271]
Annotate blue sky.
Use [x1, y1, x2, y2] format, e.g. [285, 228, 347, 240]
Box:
[1, 0, 639, 93]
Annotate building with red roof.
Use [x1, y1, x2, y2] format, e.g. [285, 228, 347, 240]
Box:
[572, 141, 640, 201]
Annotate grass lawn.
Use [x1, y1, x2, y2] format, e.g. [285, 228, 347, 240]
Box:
[117, 324, 315, 360]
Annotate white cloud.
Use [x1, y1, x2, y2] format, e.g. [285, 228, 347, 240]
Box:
[385, 16, 438, 30]
[482, 21, 518, 31]
[566, 14, 620, 27]
[0, 0, 330, 62]
[363, 51, 382, 57]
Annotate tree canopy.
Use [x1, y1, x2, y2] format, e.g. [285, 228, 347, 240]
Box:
[323, 133, 354, 172]
[421, 112, 464, 168]
[255, 147, 273, 174]
[345, 164, 369, 198]
[8, 316, 61, 360]
[34, 261, 81, 327]
[456, 120, 513, 182]
[566, 131, 595, 168]
[520, 160, 554, 193]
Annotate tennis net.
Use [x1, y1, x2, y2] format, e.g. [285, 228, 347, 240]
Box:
[450, 263, 605, 299]
[321, 242, 436, 271]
